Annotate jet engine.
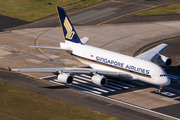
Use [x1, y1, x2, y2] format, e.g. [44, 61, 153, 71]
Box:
[156, 54, 172, 67]
[57, 73, 73, 84]
[91, 75, 107, 86]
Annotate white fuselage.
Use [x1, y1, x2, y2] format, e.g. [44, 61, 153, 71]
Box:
[61, 41, 170, 86]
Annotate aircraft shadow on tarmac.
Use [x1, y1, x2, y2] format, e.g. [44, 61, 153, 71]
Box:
[42, 74, 156, 96]
[45, 85, 70, 89]
[165, 65, 180, 77]
[42, 71, 180, 99]
[44, 76, 72, 89]
[146, 0, 158, 1]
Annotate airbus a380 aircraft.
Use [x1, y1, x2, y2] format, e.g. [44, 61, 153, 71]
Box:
[10, 7, 172, 93]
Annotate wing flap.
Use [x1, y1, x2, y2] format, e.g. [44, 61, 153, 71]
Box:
[62, 68, 132, 78]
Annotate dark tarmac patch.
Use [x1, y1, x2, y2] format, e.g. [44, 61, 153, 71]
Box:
[175, 98, 180, 101]
[152, 103, 180, 118]
[133, 36, 180, 57]
[116, 13, 180, 24]
[0, 14, 30, 32]
[166, 66, 180, 77]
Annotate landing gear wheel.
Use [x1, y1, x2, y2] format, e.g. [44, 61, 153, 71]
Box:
[158, 86, 163, 94]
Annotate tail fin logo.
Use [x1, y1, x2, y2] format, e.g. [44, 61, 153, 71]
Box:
[64, 17, 75, 39]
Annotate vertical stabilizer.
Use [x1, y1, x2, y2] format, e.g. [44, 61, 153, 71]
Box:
[56, 6, 82, 44]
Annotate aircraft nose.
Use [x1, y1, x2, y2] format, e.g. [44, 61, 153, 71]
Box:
[164, 76, 171, 86]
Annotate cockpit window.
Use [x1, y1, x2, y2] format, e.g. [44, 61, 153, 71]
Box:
[160, 74, 167, 77]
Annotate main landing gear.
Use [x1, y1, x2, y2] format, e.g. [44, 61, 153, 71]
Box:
[158, 86, 163, 94]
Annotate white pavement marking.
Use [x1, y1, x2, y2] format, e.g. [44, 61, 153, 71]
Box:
[0, 31, 11, 34]
[74, 75, 116, 91]
[81, 74, 146, 86]
[106, 84, 122, 90]
[110, 79, 135, 87]
[43, 74, 154, 94]
[49, 80, 83, 91]
[101, 86, 116, 92]
[51, 79, 102, 94]
[74, 75, 92, 81]
[42, 74, 145, 93]
[154, 90, 176, 97]
[80, 74, 91, 78]
[74, 78, 108, 93]
[77, 75, 133, 90]
[108, 81, 129, 89]
[72, 81, 102, 94]
[161, 91, 176, 97]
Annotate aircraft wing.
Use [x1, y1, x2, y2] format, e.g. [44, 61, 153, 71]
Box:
[10, 67, 132, 79]
[30, 46, 72, 52]
[135, 43, 168, 62]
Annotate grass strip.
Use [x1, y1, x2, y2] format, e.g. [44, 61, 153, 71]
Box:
[135, 3, 180, 16]
[0, 0, 105, 22]
[0, 81, 122, 120]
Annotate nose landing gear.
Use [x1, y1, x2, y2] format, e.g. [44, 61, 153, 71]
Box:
[158, 86, 163, 94]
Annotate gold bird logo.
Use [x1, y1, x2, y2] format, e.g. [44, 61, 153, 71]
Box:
[64, 17, 75, 39]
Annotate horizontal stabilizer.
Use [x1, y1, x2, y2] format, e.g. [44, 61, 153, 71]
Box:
[80, 37, 89, 45]
[30, 46, 72, 52]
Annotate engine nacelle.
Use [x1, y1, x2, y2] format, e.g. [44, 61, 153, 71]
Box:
[57, 73, 73, 84]
[91, 75, 107, 86]
[156, 54, 172, 67]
